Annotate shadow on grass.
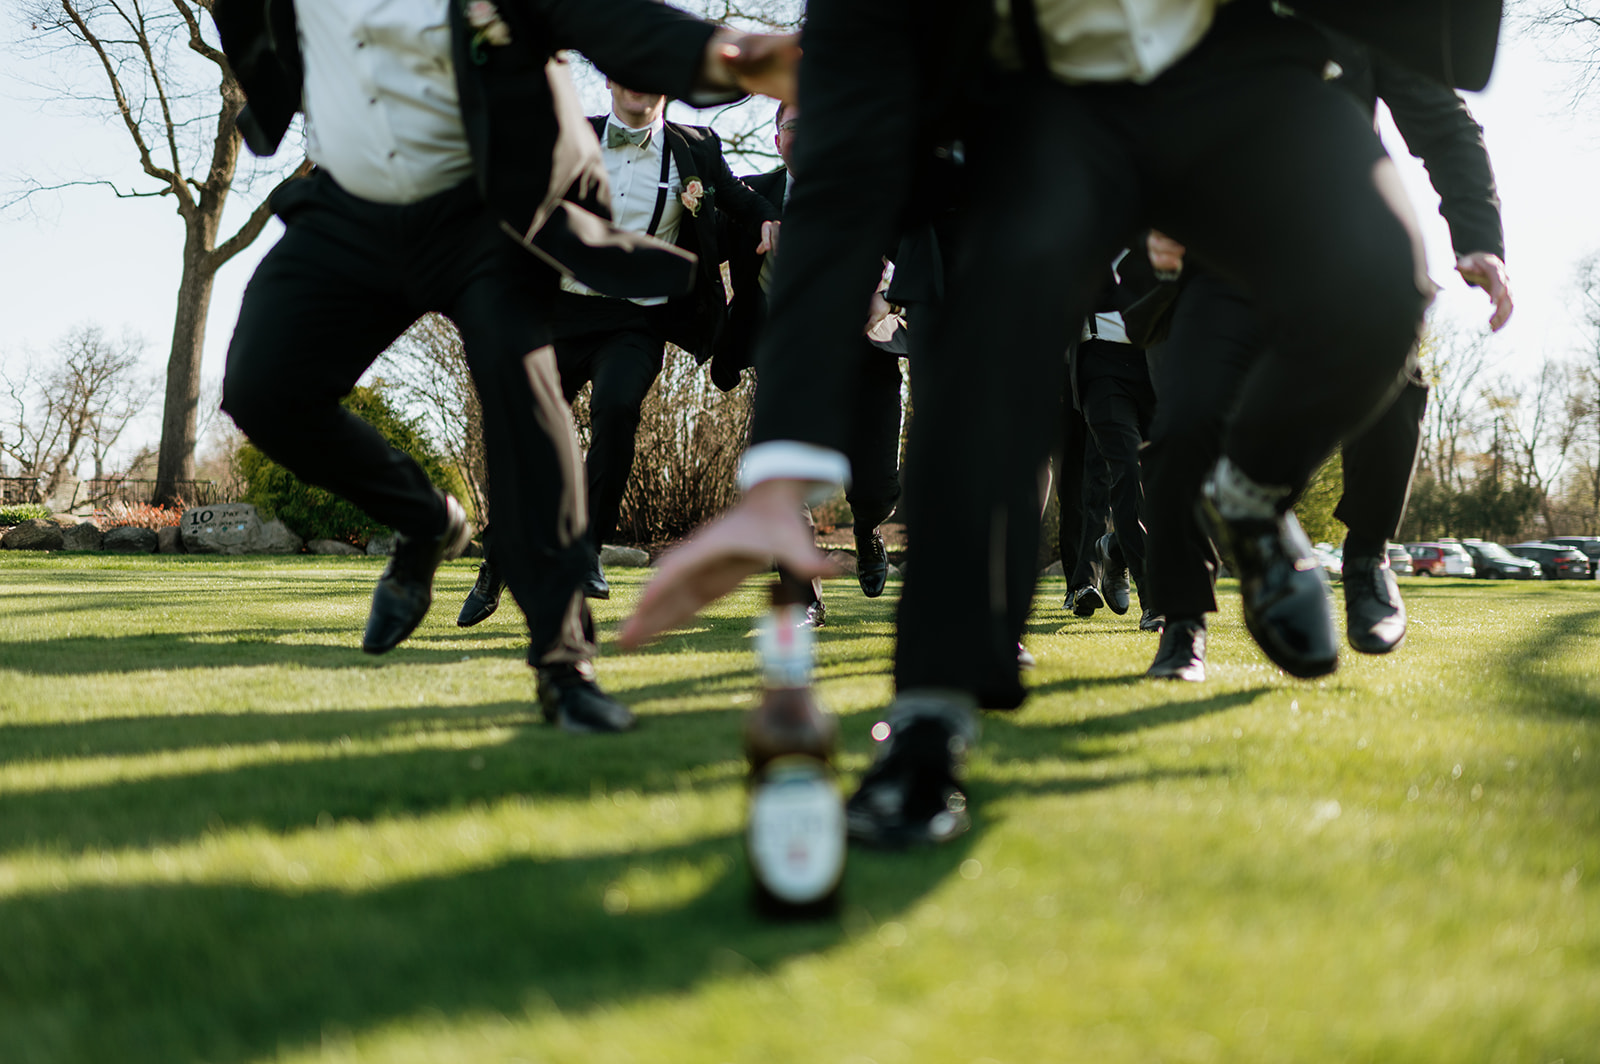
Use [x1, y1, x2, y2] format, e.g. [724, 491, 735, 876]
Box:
[0, 704, 765, 856]
[0, 829, 971, 1064]
[1495, 607, 1600, 724]
[0, 630, 529, 676]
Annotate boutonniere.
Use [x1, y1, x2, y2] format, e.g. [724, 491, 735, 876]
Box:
[464, 0, 512, 64]
[680, 177, 705, 217]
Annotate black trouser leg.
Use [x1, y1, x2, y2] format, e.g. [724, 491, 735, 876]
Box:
[1080, 352, 1155, 588]
[844, 346, 904, 532]
[1336, 371, 1428, 552]
[570, 331, 664, 547]
[894, 78, 1138, 708]
[450, 289, 596, 666]
[221, 176, 443, 539]
[1141, 269, 1260, 619]
[223, 175, 595, 666]
[1128, 14, 1431, 492]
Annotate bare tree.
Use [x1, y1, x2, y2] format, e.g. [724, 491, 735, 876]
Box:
[1522, 1, 1600, 102]
[1416, 324, 1493, 494]
[10, 0, 310, 506]
[376, 315, 490, 524]
[0, 323, 155, 499]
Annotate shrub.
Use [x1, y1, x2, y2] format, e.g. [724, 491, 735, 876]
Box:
[235, 383, 467, 546]
[601, 349, 754, 545]
[98, 502, 182, 530]
[0, 503, 51, 525]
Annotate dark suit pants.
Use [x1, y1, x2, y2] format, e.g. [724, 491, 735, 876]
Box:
[844, 344, 905, 533]
[221, 174, 596, 666]
[1142, 269, 1261, 619]
[1078, 340, 1155, 591]
[1336, 372, 1429, 550]
[551, 293, 668, 548]
[753, 0, 1428, 707]
[1056, 388, 1112, 589]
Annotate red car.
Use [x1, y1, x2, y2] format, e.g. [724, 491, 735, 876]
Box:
[1405, 542, 1476, 577]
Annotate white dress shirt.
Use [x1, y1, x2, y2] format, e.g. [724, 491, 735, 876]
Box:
[991, 0, 1227, 85]
[561, 114, 685, 305]
[296, 0, 475, 204]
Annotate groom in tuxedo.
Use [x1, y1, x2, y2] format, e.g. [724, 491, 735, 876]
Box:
[213, 0, 791, 732]
[457, 77, 777, 620]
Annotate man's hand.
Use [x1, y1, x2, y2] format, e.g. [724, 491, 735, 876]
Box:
[865, 290, 895, 335]
[1455, 251, 1514, 332]
[704, 32, 801, 102]
[757, 219, 781, 256]
[621, 477, 835, 649]
[1147, 230, 1186, 279]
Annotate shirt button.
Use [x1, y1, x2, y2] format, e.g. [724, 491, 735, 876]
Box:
[369, 98, 377, 105]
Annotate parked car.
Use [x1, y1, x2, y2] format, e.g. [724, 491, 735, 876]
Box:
[1459, 539, 1542, 580]
[1311, 544, 1343, 581]
[1404, 542, 1476, 578]
[1545, 536, 1600, 571]
[1508, 542, 1592, 580]
[1385, 544, 1414, 576]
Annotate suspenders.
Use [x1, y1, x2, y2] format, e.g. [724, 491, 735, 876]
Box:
[645, 133, 673, 237]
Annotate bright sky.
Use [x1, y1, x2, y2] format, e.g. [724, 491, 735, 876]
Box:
[2, 19, 1597, 462]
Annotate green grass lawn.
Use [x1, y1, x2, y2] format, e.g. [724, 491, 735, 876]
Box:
[0, 554, 1596, 1064]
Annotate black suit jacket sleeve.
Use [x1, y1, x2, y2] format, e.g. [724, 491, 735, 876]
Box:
[538, 0, 725, 103]
[696, 130, 780, 228]
[1374, 57, 1504, 260]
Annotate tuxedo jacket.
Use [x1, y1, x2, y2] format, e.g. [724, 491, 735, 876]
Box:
[211, 0, 735, 299]
[1289, 0, 1502, 92]
[1329, 33, 1503, 260]
[583, 116, 776, 361]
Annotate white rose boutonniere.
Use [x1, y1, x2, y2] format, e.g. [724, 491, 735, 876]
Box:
[465, 0, 512, 63]
[680, 177, 705, 218]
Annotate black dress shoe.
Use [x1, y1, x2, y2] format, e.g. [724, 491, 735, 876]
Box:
[1198, 497, 1337, 679]
[1066, 584, 1103, 617]
[457, 560, 505, 627]
[363, 495, 471, 654]
[1146, 618, 1207, 681]
[1343, 552, 1406, 653]
[1097, 533, 1131, 615]
[582, 559, 610, 600]
[846, 716, 970, 848]
[856, 527, 889, 598]
[1138, 607, 1165, 632]
[537, 662, 636, 733]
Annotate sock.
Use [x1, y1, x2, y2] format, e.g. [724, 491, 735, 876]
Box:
[1207, 457, 1291, 521]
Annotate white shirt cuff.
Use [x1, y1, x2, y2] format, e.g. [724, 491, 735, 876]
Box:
[738, 441, 852, 501]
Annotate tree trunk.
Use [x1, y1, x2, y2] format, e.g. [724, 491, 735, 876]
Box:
[153, 216, 220, 508]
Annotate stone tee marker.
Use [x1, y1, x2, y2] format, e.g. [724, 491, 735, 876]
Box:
[179, 503, 301, 555]
[181, 503, 261, 554]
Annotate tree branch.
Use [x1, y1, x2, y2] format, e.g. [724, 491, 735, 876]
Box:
[209, 158, 312, 266]
[57, 0, 183, 196]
